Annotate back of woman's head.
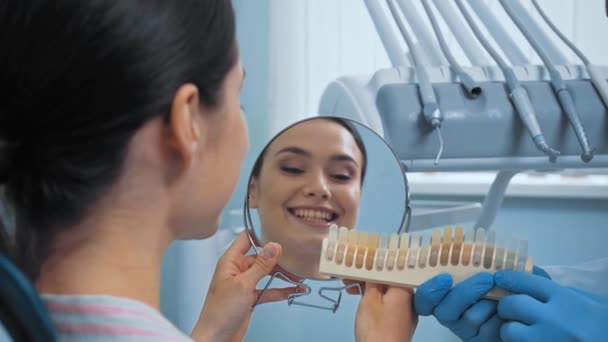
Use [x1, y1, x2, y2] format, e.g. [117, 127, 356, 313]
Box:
[0, 0, 237, 279]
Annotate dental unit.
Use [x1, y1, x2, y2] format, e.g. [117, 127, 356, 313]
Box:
[319, 0, 607, 238]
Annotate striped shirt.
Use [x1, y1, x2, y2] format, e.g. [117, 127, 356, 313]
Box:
[41, 294, 194, 341]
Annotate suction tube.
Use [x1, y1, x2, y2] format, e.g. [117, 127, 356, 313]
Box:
[432, 0, 491, 66]
[421, 0, 481, 97]
[363, 0, 411, 68]
[396, 0, 447, 67]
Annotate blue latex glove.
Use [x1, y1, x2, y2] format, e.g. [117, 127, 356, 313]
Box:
[414, 267, 551, 342]
[496, 270, 608, 342]
[415, 272, 501, 341]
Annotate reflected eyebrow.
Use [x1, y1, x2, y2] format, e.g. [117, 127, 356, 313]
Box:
[275, 146, 310, 157]
[330, 154, 358, 166]
[274, 146, 358, 166]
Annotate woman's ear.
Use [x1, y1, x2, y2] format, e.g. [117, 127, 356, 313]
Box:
[248, 178, 259, 208]
[165, 83, 203, 166]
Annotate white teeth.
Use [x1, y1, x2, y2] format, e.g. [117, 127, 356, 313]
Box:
[293, 209, 333, 220]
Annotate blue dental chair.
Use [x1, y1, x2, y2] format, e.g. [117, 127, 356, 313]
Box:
[0, 252, 56, 341]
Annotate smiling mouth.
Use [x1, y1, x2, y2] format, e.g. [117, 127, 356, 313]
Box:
[287, 208, 339, 226]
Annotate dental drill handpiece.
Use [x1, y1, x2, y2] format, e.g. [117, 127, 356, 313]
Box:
[454, 0, 560, 163]
[528, 0, 597, 162]
[506, 68, 560, 162]
[386, 0, 444, 165]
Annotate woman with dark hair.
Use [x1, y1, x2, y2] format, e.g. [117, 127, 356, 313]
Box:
[0, 1, 416, 341]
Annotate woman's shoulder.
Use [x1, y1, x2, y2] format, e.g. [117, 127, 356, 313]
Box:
[41, 294, 193, 341]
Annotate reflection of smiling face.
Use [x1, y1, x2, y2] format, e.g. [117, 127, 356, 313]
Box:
[249, 119, 364, 264]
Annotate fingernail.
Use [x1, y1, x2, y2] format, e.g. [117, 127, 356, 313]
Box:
[262, 243, 278, 259]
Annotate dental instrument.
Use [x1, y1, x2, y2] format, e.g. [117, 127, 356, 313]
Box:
[455, 0, 560, 162]
[386, 0, 444, 165]
[500, 0, 594, 162]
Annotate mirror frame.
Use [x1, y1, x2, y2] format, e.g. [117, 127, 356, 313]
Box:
[243, 116, 411, 282]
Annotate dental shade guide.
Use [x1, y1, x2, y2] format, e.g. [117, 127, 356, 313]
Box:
[319, 224, 534, 300]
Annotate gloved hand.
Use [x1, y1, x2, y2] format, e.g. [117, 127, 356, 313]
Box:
[496, 270, 608, 342]
[414, 272, 500, 341]
[414, 266, 550, 342]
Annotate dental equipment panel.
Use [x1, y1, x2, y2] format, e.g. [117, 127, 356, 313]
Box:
[320, 0, 607, 171]
[319, 224, 534, 300]
[318, 0, 608, 243]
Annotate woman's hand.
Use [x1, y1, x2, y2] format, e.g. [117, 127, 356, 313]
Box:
[191, 231, 298, 342]
[355, 283, 418, 342]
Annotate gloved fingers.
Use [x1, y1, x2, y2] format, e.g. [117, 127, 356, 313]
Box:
[414, 273, 452, 316]
[477, 314, 503, 340]
[495, 270, 557, 302]
[499, 321, 530, 342]
[497, 294, 543, 325]
[460, 299, 497, 327]
[433, 273, 494, 322]
[532, 265, 551, 279]
[443, 300, 497, 340]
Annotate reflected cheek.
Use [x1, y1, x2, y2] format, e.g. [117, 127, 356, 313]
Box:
[336, 188, 361, 227]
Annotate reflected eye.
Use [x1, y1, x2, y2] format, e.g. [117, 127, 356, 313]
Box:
[281, 166, 304, 174]
[332, 174, 352, 181]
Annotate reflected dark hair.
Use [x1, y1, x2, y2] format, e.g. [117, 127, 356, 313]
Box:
[250, 117, 368, 184]
[0, 0, 237, 279]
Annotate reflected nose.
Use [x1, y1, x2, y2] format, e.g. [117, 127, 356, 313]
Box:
[303, 174, 331, 199]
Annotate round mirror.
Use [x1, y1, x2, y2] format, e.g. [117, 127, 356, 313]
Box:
[244, 116, 410, 280]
